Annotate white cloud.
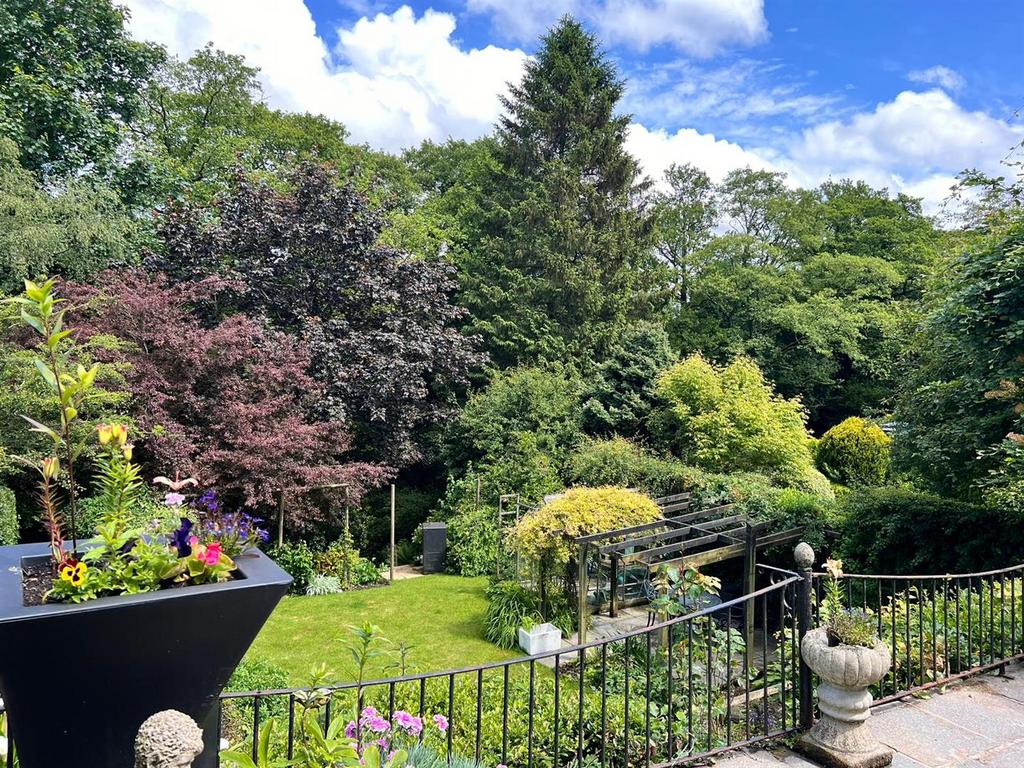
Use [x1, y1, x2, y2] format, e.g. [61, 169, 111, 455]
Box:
[908, 65, 965, 92]
[465, 0, 768, 56]
[626, 123, 775, 185]
[122, 1, 527, 150]
[119, 2, 1022, 213]
[787, 89, 1023, 182]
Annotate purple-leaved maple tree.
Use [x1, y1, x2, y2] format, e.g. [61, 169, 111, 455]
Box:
[65, 270, 390, 528]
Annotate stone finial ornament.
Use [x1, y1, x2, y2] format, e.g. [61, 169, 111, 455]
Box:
[794, 541, 815, 570]
[134, 710, 205, 768]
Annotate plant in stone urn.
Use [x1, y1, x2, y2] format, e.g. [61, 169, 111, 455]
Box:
[798, 553, 893, 768]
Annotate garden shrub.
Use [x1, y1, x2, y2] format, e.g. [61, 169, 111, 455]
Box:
[269, 541, 316, 594]
[0, 485, 16, 545]
[223, 657, 290, 745]
[816, 416, 891, 486]
[509, 487, 661, 568]
[484, 580, 541, 649]
[677, 467, 836, 550]
[445, 505, 501, 577]
[306, 574, 343, 595]
[565, 437, 685, 497]
[838, 487, 1024, 574]
[656, 354, 819, 487]
[444, 364, 584, 470]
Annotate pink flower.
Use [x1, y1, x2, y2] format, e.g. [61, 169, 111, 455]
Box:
[366, 716, 390, 733]
[393, 711, 422, 735]
[164, 492, 186, 507]
[345, 721, 357, 739]
[433, 714, 448, 733]
[202, 542, 223, 566]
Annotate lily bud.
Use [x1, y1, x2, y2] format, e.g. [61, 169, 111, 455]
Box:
[97, 424, 113, 445]
[110, 423, 128, 446]
[41, 456, 60, 480]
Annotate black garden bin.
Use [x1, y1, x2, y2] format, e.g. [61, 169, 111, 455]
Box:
[0, 542, 291, 768]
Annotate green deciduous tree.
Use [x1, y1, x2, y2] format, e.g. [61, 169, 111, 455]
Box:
[656, 354, 827, 494]
[653, 163, 718, 303]
[893, 219, 1024, 499]
[0, 0, 162, 175]
[0, 138, 139, 290]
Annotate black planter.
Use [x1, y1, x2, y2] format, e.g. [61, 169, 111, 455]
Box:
[0, 542, 291, 768]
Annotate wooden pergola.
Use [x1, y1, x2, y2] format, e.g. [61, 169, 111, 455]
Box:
[574, 492, 805, 643]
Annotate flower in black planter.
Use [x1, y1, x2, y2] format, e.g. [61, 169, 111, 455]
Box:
[170, 518, 194, 557]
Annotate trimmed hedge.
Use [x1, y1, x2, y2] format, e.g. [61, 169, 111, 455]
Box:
[0, 485, 16, 545]
[838, 487, 1024, 574]
[816, 417, 890, 486]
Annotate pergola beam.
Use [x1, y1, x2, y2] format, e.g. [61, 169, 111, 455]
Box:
[594, 506, 739, 555]
[621, 528, 747, 564]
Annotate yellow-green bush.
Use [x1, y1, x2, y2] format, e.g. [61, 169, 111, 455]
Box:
[656, 354, 819, 487]
[815, 416, 890, 486]
[508, 486, 661, 567]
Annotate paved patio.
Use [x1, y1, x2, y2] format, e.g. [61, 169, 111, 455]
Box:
[713, 662, 1024, 768]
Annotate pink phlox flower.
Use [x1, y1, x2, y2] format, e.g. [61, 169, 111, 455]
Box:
[164, 492, 186, 507]
[345, 721, 357, 739]
[393, 711, 422, 735]
[432, 714, 448, 732]
[376, 738, 389, 750]
[367, 716, 390, 733]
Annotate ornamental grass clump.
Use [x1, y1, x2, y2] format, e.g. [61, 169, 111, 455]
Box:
[820, 558, 877, 648]
[9, 279, 266, 604]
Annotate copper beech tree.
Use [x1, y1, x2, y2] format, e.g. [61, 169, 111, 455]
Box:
[148, 162, 485, 468]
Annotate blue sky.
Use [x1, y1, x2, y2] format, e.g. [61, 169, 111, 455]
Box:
[123, 0, 1023, 211]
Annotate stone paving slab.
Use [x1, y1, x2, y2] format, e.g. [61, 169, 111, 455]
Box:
[710, 663, 1024, 768]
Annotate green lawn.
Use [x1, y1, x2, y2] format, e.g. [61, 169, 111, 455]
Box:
[247, 575, 522, 684]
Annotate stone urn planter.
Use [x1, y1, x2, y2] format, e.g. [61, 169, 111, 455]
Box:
[0, 542, 291, 768]
[798, 627, 893, 768]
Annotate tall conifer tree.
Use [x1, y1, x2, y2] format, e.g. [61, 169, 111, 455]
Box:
[459, 17, 666, 369]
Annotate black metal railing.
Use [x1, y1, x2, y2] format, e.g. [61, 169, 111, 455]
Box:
[814, 563, 1024, 706]
[4, 559, 1021, 767]
[219, 566, 802, 768]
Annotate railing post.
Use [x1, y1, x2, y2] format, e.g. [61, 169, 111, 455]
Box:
[795, 541, 815, 730]
[578, 543, 588, 643]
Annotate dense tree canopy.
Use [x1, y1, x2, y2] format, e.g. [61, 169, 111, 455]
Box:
[65, 271, 389, 522]
[151, 162, 484, 467]
[0, 138, 139, 290]
[0, 0, 162, 175]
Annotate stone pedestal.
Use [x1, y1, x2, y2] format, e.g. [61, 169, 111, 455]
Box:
[798, 627, 893, 768]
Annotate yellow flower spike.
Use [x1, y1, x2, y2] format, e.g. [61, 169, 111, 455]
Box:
[97, 424, 113, 445]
